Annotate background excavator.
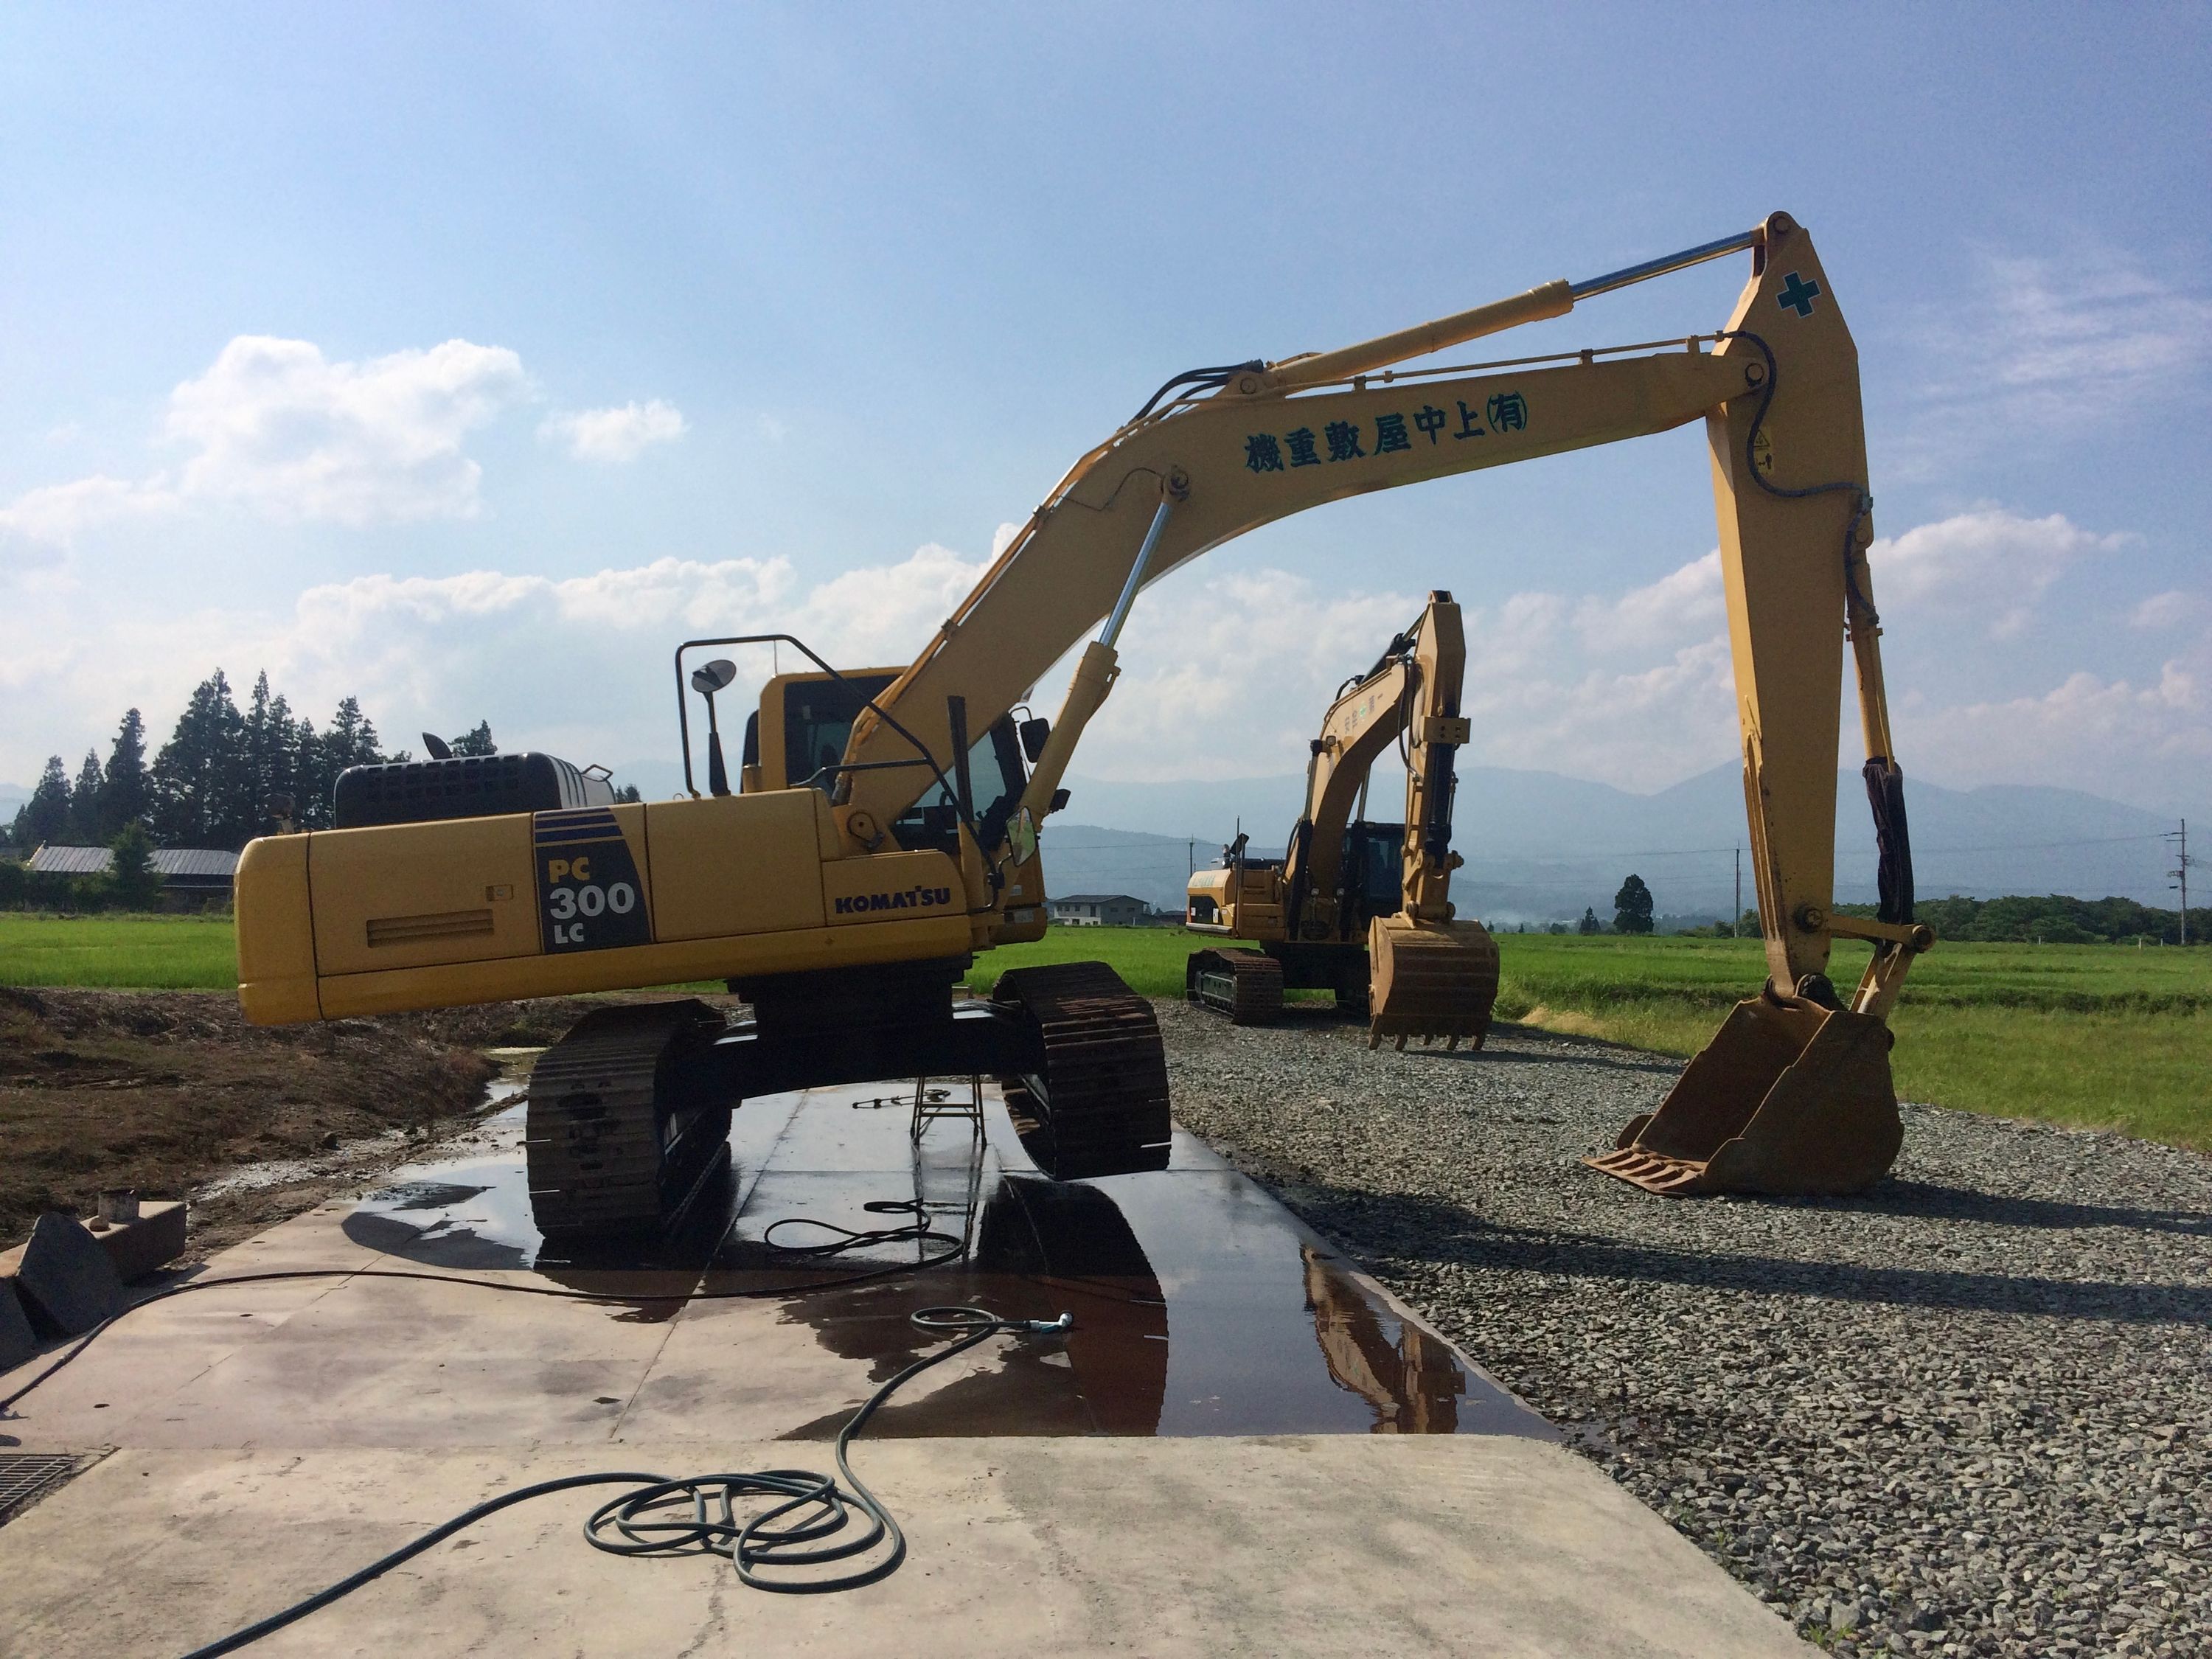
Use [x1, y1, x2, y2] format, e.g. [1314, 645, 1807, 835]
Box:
[234, 210, 1930, 1230]
[1183, 590, 1500, 1049]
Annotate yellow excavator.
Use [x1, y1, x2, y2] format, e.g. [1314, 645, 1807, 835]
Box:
[234, 210, 1931, 1226]
[1183, 590, 1500, 1049]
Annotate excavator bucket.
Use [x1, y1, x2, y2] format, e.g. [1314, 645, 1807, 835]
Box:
[1585, 989, 1903, 1197]
[1366, 916, 1500, 1052]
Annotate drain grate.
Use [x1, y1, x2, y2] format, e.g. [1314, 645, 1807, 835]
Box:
[0, 1453, 83, 1524]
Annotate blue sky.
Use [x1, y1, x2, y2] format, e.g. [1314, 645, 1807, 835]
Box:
[3, 4, 2207, 814]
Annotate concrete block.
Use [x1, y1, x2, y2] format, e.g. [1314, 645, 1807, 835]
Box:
[0, 1279, 36, 1374]
[13, 1214, 126, 1337]
[86, 1200, 187, 1284]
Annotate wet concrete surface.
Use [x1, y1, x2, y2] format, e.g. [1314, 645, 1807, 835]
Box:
[0, 1077, 1815, 1658]
[341, 1082, 1550, 1439]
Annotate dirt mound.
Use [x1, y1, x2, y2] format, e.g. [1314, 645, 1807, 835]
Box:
[0, 987, 605, 1254]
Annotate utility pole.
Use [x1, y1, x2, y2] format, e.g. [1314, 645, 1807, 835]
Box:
[1733, 844, 1742, 939]
[1187, 837, 1194, 878]
[2168, 820, 2194, 945]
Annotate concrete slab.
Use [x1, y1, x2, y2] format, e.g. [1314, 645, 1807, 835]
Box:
[0, 1081, 1808, 1654]
[0, 1439, 1809, 1658]
[12, 1212, 125, 1335]
[0, 1280, 35, 1374]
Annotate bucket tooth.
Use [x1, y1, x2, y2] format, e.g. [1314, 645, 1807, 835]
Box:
[1586, 990, 1903, 1197]
[1366, 917, 1500, 1052]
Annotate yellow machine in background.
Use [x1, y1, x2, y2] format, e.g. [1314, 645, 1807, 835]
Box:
[236, 212, 1932, 1222]
[1185, 591, 1499, 1049]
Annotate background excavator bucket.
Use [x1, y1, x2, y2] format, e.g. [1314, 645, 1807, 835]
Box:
[1366, 916, 1500, 1052]
[1585, 990, 1903, 1196]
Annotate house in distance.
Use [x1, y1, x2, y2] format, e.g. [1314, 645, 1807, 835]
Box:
[1048, 893, 1156, 928]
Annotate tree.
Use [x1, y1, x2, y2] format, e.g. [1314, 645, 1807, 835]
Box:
[98, 709, 150, 836]
[150, 670, 250, 848]
[1613, 873, 1655, 935]
[611, 782, 642, 804]
[240, 672, 304, 839]
[1576, 906, 1601, 936]
[108, 821, 165, 911]
[448, 720, 497, 757]
[13, 756, 72, 848]
[67, 750, 104, 843]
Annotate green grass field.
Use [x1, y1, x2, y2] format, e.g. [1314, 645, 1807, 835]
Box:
[4, 912, 2206, 1151]
[0, 912, 243, 990]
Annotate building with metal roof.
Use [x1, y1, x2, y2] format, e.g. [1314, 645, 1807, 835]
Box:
[25, 844, 239, 894]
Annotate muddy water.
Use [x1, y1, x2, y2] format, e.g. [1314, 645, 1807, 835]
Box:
[344, 1082, 1551, 1441]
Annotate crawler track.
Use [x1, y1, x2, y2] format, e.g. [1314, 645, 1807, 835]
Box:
[524, 1001, 731, 1237]
[992, 962, 1173, 1179]
[1184, 947, 1286, 1026]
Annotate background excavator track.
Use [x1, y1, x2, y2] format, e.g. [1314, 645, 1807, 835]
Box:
[1184, 947, 1286, 1026]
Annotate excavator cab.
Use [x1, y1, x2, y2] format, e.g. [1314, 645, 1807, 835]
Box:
[745, 667, 1034, 861]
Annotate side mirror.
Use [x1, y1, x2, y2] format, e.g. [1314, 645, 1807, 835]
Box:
[689, 658, 737, 695]
[1006, 807, 1039, 866]
[1019, 717, 1051, 764]
[691, 659, 738, 798]
[1048, 787, 1070, 815]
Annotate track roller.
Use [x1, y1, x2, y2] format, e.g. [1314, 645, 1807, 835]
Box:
[1184, 947, 1285, 1026]
[1366, 916, 1500, 1051]
[992, 961, 1172, 1180]
[524, 1000, 733, 1238]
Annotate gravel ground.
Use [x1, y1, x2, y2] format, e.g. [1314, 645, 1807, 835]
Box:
[1158, 1001, 2212, 1658]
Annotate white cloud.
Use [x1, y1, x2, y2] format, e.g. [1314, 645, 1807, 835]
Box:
[1, 510, 2202, 813]
[1, 334, 633, 549]
[1908, 246, 2212, 462]
[538, 399, 687, 463]
[0, 474, 179, 553]
[2132, 590, 2209, 631]
[1077, 559, 1739, 793]
[1572, 549, 1721, 655]
[1904, 658, 2209, 790]
[165, 335, 529, 523]
[1868, 507, 2124, 637]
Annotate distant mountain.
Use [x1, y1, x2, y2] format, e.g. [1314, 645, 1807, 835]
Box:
[595, 757, 2197, 922]
[1047, 765, 2200, 921]
[0, 782, 28, 813]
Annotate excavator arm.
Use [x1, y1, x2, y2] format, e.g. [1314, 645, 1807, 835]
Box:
[1282, 600, 1436, 941]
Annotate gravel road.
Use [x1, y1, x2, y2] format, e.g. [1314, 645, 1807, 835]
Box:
[1158, 1001, 2212, 1658]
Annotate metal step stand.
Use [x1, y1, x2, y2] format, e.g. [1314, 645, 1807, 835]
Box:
[910, 1075, 989, 1256]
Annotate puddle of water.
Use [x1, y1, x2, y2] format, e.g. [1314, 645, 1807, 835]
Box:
[193, 1077, 529, 1204]
[339, 1078, 1553, 1441]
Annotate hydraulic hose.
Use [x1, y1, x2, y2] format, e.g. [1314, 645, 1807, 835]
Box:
[174, 1304, 1071, 1657]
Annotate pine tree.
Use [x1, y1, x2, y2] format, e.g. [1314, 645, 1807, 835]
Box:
[150, 671, 249, 848]
[1576, 906, 1601, 936]
[15, 756, 73, 848]
[448, 720, 497, 757]
[68, 750, 105, 843]
[98, 709, 150, 836]
[240, 672, 302, 839]
[305, 695, 403, 827]
[108, 821, 165, 910]
[291, 714, 329, 829]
